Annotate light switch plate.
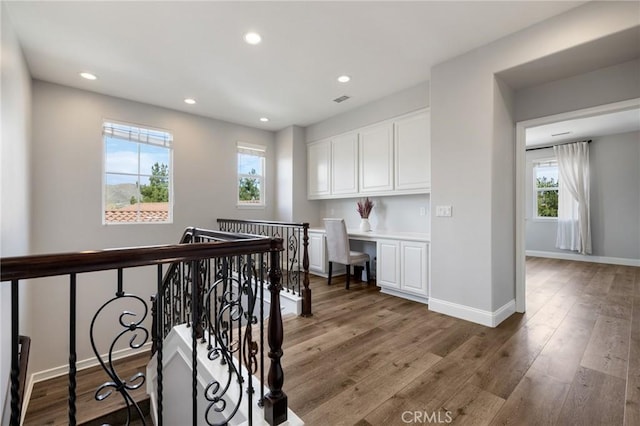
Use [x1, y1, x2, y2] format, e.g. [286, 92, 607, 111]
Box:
[436, 205, 452, 217]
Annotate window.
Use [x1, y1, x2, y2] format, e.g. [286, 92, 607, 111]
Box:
[237, 142, 266, 207]
[533, 159, 559, 218]
[103, 121, 173, 224]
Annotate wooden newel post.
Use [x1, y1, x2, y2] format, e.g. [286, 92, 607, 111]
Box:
[301, 224, 312, 317]
[264, 248, 288, 425]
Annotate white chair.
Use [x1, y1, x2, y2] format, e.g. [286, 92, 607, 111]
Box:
[324, 218, 371, 289]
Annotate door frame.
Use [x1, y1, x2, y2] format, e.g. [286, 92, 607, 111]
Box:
[515, 97, 640, 313]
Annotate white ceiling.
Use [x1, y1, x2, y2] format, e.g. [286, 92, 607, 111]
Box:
[5, 1, 587, 131]
[526, 108, 640, 147]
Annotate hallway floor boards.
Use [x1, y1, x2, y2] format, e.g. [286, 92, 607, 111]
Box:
[285, 257, 639, 425]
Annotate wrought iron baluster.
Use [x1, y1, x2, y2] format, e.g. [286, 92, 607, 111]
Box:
[156, 264, 164, 426]
[191, 260, 198, 426]
[90, 268, 148, 426]
[259, 254, 265, 406]
[69, 273, 77, 426]
[10, 279, 20, 426]
[302, 225, 312, 316]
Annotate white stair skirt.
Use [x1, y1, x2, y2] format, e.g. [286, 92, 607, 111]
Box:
[147, 324, 304, 426]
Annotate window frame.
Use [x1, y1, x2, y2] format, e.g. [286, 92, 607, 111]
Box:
[532, 158, 559, 221]
[236, 141, 266, 209]
[102, 120, 174, 225]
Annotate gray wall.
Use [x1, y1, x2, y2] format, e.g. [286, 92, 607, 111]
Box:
[526, 131, 640, 260]
[274, 125, 319, 225]
[430, 1, 639, 314]
[305, 81, 429, 143]
[26, 81, 276, 373]
[515, 59, 640, 122]
[1, 4, 32, 420]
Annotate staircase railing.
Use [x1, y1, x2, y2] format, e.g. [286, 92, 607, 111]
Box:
[1, 227, 288, 426]
[217, 219, 311, 317]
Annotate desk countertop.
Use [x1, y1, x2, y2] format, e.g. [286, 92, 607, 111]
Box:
[308, 228, 430, 243]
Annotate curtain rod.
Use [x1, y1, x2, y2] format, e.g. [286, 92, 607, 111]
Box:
[525, 139, 592, 152]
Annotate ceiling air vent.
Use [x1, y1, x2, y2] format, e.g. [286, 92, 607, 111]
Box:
[333, 95, 350, 103]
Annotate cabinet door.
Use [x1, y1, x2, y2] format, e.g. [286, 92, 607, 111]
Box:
[376, 240, 400, 289]
[400, 241, 428, 296]
[331, 132, 358, 195]
[308, 232, 326, 274]
[359, 122, 394, 193]
[395, 110, 430, 191]
[307, 139, 331, 199]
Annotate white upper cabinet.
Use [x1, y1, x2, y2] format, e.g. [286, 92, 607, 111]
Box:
[306, 108, 430, 199]
[331, 132, 358, 196]
[307, 139, 331, 199]
[359, 122, 394, 193]
[394, 110, 430, 191]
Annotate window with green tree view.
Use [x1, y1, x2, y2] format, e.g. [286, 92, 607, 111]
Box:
[103, 121, 173, 224]
[534, 160, 558, 218]
[237, 142, 266, 207]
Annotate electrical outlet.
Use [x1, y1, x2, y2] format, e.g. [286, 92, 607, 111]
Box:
[330, 208, 335, 215]
[419, 207, 426, 216]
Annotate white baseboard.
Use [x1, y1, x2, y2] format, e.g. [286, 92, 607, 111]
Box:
[21, 342, 152, 424]
[526, 250, 640, 267]
[428, 298, 516, 328]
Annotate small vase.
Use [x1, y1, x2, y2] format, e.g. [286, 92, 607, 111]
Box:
[359, 218, 371, 232]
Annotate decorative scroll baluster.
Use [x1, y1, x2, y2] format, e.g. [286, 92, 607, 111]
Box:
[301, 225, 312, 317]
[264, 249, 288, 425]
[259, 253, 266, 406]
[191, 260, 198, 426]
[90, 268, 149, 425]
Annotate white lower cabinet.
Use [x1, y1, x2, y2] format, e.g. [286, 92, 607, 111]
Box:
[376, 240, 400, 288]
[308, 231, 326, 274]
[377, 239, 429, 302]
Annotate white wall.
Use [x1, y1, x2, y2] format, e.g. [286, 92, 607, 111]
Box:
[526, 131, 640, 260]
[27, 81, 276, 374]
[430, 1, 639, 319]
[1, 4, 32, 420]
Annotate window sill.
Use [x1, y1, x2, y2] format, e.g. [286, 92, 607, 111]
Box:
[236, 204, 266, 210]
[531, 217, 557, 223]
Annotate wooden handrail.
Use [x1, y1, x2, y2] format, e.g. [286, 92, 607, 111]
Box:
[1, 236, 282, 281]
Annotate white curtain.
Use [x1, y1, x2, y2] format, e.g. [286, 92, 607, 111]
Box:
[554, 141, 591, 254]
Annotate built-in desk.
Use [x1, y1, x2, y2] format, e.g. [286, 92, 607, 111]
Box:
[307, 228, 430, 304]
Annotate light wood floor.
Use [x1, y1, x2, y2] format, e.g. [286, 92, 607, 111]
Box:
[21, 257, 639, 425]
[285, 257, 639, 425]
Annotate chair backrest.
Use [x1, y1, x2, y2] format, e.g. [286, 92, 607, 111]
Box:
[324, 218, 350, 265]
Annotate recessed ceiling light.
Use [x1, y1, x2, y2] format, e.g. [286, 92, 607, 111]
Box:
[184, 98, 196, 105]
[259, 117, 269, 122]
[79, 72, 97, 80]
[337, 75, 351, 83]
[244, 32, 262, 45]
